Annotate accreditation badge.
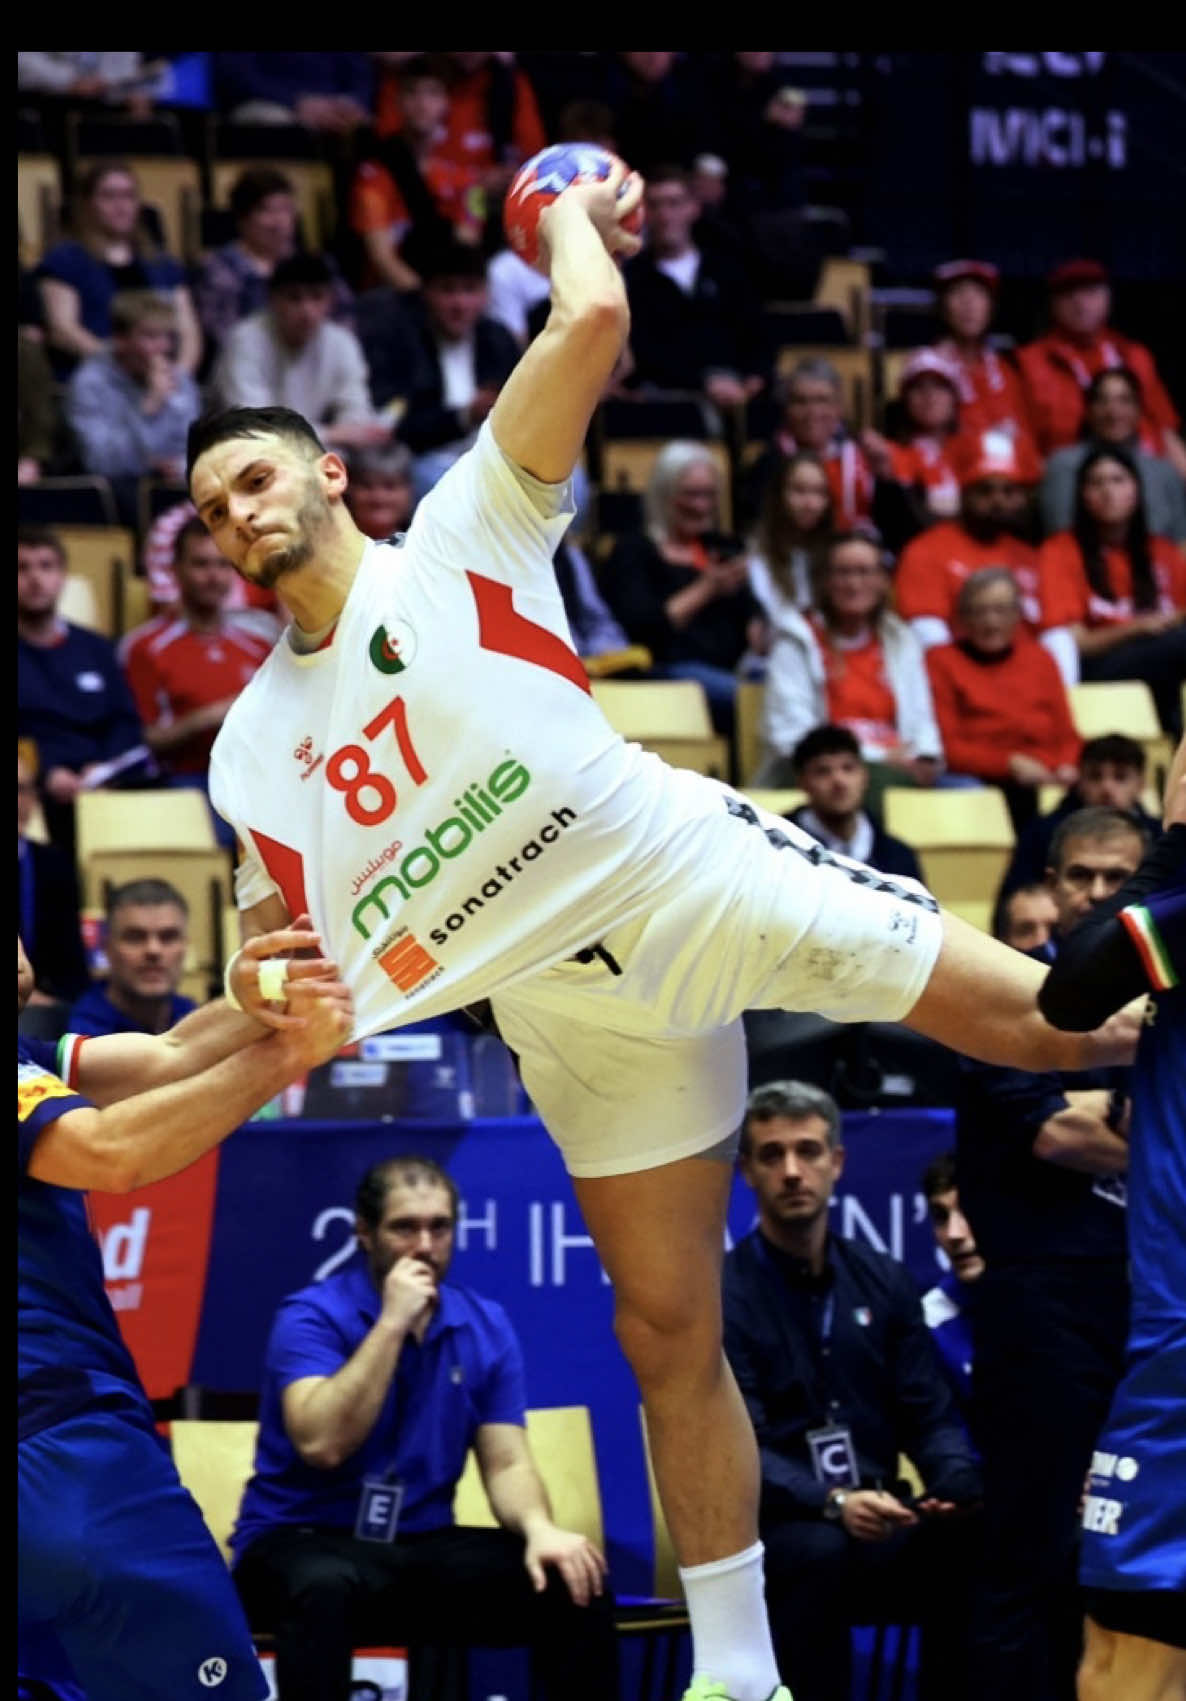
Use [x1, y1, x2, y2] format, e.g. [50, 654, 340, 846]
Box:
[354, 1477, 404, 1543]
[806, 1424, 860, 1489]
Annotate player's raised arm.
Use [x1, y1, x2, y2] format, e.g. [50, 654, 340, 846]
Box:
[491, 161, 642, 485]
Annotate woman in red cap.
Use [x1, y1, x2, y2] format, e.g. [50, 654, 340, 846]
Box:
[864, 350, 964, 534]
[1038, 444, 1186, 730]
[929, 259, 1040, 464]
[1017, 260, 1185, 472]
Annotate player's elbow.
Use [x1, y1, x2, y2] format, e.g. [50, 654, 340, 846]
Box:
[555, 291, 629, 349]
[293, 1434, 347, 1471]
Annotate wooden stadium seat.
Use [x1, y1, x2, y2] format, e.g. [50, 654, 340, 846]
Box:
[583, 644, 653, 679]
[599, 439, 733, 532]
[170, 1419, 259, 1564]
[734, 679, 765, 787]
[740, 788, 808, 818]
[454, 1407, 604, 1548]
[774, 344, 874, 432]
[120, 566, 153, 635]
[81, 849, 229, 1000]
[1069, 681, 1173, 783]
[54, 526, 137, 637]
[592, 679, 731, 780]
[18, 153, 62, 264]
[76, 788, 218, 861]
[76, 155, 203, 265]
[210, 158, 337, 253]
[813, 256, 872, 344]
[882, 787, 1014, 933]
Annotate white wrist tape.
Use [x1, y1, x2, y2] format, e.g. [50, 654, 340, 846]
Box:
[223, 946, 246, 1012]
[257, 957, 291, 1004]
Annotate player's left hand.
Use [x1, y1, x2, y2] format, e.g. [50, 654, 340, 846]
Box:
[523, 1522, 607, 1606]
[230, 914, 343, 1031]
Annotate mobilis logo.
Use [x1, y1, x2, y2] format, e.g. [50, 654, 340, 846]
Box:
[352, 758, 531, 938]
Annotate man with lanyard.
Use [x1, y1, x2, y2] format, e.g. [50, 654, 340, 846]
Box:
[957, 805, 1148, 1701]
[229, 1153, 618, 1700]
[723, 1081, 982, 1701]
[1036, 739, 1185, 1701]
[18, 925, 350, 1701]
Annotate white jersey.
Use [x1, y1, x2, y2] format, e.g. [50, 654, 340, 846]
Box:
[209, 423, 733, 1040]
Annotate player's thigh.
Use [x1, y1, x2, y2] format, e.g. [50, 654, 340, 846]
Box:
[19, 1412, 265, 1701]
[491, 990, 747, 1181]
[1079, 1614, 1186, 1701]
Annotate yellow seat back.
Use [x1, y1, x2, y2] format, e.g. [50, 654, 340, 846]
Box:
[882, 787, 1014, 933]
[453, 1406, 604, 1549]
[599, 439, 733, 531]
[210, 159, 337, 252]
[170, 1419, 259, 1565]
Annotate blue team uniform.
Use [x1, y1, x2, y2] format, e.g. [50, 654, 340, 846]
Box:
[17, 1036, 267, 1701]
[1079, 878, 1186, 1603]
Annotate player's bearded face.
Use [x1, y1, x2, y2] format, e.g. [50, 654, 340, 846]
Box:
[244, 470, 334, 587]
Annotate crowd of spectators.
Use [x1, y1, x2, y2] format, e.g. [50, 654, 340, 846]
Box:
[16, 50, 1185, 1699]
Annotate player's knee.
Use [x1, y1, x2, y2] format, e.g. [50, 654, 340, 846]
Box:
[613, 1288, 720, 1383]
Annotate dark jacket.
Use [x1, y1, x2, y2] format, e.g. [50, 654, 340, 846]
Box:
[623, 248, 766, 390]
[789, 807, 923, 885]
[956, 940, 1130, 1265]
[355, 289, 519, 445]
[599, 532, 760, 670]
[723, 1230, 981, 1520]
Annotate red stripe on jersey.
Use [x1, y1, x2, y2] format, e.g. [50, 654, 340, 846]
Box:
[248, 830, 310, 921]
[465, 572, 591, 695]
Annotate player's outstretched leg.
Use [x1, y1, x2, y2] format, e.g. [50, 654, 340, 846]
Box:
[573, 1157, 788, 1701]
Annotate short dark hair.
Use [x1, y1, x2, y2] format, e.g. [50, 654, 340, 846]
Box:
[107, 878, 188, 924]
[992, 881, 1052, 942]
[792, 724, 862, 775]
[269, 252, 334, 293]
[645, 163, 692, 192]
[1079, 734, 1146, 775]
[921, 1150, 958, 1201]
[396, 52, 451, 90]
[229, 167, 295, 224]
[739, 1080, 841, 1158]
[172, 516, 216, 561]
[419, 239, 487, 284]
[355, 1156, 460, 1229]
[1085, 364, 1143, 408]
[186, 406, 326, 484]
[1049, 806, 1150, 873]
[17, 524, 66, 562]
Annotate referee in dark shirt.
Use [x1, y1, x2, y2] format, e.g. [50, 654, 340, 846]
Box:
[957, 806, 1147, 1701]
[724, 1081, 981, 1701]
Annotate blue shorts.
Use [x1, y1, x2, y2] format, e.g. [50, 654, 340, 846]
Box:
[19, 1409, 267, 1701]
[1080, 1327, 1186, 1597]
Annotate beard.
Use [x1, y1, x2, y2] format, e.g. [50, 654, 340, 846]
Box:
[246, 479, 333, 588]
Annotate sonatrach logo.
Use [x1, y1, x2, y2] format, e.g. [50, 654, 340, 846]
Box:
[370, 618, 417, 675]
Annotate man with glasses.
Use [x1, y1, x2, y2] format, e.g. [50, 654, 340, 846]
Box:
[230, 1154, 619, 1700]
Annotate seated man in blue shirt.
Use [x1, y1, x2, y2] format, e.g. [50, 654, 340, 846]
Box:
[919, 1150, 984, 1417]
[723, 1081, 982, 1701]
[230, 1154, 620, 1701]
[18, 925, 350, 1701]
[68, 878, 197, 1037]
[17, 525, 152, 856]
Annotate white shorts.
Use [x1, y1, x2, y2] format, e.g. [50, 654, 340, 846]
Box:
[492, 793, 944, 1177]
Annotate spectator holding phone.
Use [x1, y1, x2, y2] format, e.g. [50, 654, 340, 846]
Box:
[723, 1082, 982, 1701]
[599, 440, 765, 735]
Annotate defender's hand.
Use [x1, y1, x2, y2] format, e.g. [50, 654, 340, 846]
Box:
[229, 914, 342, 1031]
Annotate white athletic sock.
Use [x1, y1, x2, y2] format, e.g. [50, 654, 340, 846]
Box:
[679, 1540, 781, 1700]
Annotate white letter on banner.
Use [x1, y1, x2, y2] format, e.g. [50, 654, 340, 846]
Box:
[550, 1203, 610, 1286]
[102, 1207, 151, 1280]
[841, 1195, 889, 1254]
[455, 1199, 497, 1252]
[529, 1203, 545, 1287]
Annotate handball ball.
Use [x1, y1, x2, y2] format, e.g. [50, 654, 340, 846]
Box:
[504, 142, 643, 273]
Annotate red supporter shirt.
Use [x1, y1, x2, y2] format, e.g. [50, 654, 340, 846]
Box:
[776, 432, 875, 528]
[375, 62, 547, 166]
[930, 339, 1041, 464]
[349, 154, 486, 248]
[1037, 533, 1186, 630]
[887, 439, 961, 518]
[1015, 330, 1179, 456]
[120, 613, 280, 773]
[894, 522, 1041, 630]
[925, 635, 1081, 782]
[810, 617, 899, 758]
